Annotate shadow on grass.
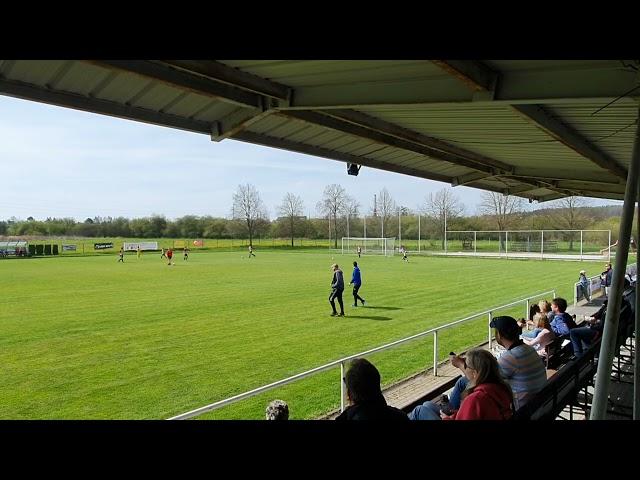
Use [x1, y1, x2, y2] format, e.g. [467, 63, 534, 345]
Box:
[344, 315, 392, 321]
[359, 306, 403, 311]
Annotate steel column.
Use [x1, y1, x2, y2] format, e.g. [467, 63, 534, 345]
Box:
[591, 107, 640, 419]
[635, 190, 640, 420]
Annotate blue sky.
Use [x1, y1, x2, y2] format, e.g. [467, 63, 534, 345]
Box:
[0, 95, 621, 221]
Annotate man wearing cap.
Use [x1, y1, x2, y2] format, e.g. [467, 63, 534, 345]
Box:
[578, 270, 590, 302]
[409, 315, 547, 419]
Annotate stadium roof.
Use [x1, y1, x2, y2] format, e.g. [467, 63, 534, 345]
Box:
[1, 60, 638, 201]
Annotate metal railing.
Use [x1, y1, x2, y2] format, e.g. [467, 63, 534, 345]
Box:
[167, 289, 556, 420]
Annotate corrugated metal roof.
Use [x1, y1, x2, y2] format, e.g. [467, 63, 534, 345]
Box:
[1, 59, 636, 201]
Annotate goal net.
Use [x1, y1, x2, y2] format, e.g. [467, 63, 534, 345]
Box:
[342, 237, 396, 256]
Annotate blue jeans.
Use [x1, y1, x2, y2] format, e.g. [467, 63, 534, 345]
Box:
[521, 328, 542, 339]
[408, 375, 469, 420]
[570, 327, 598, 358]
[449, 376, 469, 410]
[408, 401, 442, 420]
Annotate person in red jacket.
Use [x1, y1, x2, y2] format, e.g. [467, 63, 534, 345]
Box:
[441, 348, 514, 420]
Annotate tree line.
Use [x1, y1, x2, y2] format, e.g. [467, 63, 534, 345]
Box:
[0, 184, 628, 246]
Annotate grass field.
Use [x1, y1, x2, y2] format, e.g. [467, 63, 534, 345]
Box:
[0, 250, 608, 419]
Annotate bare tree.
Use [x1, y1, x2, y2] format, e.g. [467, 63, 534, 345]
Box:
[423, 188, 464, 248]
[317, 184, 350, 248]
[551, 196, 590, 250]
[232, 184, 267, 247]
[371, 188, 396, 237]
[278, 192, 305, 247]
[479, 191, 525, 249]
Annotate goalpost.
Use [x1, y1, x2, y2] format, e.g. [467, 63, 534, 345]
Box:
[342, 237, 396, 256]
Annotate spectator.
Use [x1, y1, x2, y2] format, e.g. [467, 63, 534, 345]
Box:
[440, 349, 514, 420]
[519, 303, 541, 334]
[601, 263, 613, 297]
[336, 358, 409, 421]
[409, 316, 546, 419]
[265, 399, 289, 420]
[578, 270, 590, 302]
[550, 298, 577, 336]
[539, 300, 554, 323]
[329, 263, 345, 317]
[522, 313, 556, 358]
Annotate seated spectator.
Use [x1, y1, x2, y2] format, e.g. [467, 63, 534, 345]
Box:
[336, 358, 409, 421]
[571, 279, 632, 358]
[522, 313, 556, 358]
[550, 298, 577, 336]
[518, 304, 541, 333]
[440, 349, 514, 420]
[265, 399, 289, 420]
[539, 300, 554, 323]
[409, 316, 546, 420]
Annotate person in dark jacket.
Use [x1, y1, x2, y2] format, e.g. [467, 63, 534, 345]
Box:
[601, 263, 613, 296]
[329, 263, 345, 317]
[336, 358, 409, 421]
[350, 261, 366, 307]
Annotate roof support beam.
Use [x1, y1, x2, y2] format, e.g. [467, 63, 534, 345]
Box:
[92, 60, 265, 109]
[320, 108, 513, 173]
[211, 103, 274, 142]
[0, 77, 212, 135]
[431, 60, 498, 101]
[281, 64, 638, 110]
[452, 171, 494, 186]
[280, 110, 505, 175]
[511, 104, 628, 179]
[162, 60, 292, 102]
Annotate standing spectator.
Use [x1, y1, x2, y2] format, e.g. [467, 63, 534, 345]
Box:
[329, 264, 345, 317]
[350, 261, 366, 307]
[550, 298, 577, 336]
[336, 358, 409, 421]
[578, 270, 590, 302]
[601, 263, 613, 296]
[265, 399, 289, 420]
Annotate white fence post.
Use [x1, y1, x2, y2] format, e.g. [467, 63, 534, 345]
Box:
[433, 331, 438, 377]
[488, 311, 493, 349]
[525, 298, 530, 321]
[340, 361, 347, 412]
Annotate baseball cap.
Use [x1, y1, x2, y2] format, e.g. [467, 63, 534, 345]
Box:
[489, 316, 521, 337]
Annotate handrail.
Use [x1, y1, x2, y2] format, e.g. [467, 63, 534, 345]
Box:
[167, 288, 556, 420]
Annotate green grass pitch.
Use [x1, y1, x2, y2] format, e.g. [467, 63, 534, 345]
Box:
[0, 250, 605, 419]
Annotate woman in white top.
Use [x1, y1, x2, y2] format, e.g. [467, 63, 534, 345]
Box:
[522, 312, 556, 357]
